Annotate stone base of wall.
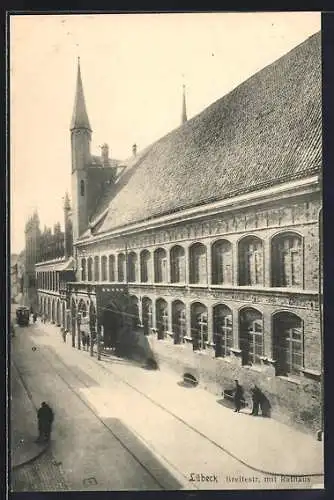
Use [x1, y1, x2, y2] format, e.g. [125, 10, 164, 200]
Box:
[148, 335, 321, 436]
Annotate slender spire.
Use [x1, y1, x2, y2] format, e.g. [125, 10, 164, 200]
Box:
[181, 84, 187, 124]
[63, 191, 71, 211]
[70, 57, 92, 131]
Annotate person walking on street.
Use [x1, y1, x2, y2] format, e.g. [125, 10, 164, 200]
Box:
[33, 312, 37, 323]
[250, 384, 261, 416]
[233, 379, 243, 413]
[36, 402, 54, 442]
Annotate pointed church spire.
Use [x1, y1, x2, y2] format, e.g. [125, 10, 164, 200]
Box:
[181, 84, 187, 124]
[63, 191, 71, 211]
[70, 57, 92, 131]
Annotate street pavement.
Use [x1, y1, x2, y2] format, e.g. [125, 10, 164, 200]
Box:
[10, 316, 324, 491]
[10, 360, 49, 469]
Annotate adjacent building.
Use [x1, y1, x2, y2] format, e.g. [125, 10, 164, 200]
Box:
[36, 32, 322, 432]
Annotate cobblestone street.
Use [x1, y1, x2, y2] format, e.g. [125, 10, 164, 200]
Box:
[9, 318, 324, 491]
[10, 448, 69, 492]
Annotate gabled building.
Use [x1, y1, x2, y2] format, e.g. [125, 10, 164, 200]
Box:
[42, 32, 322, 433]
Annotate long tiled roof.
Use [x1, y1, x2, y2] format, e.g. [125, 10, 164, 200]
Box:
[89, 32, 321, 237]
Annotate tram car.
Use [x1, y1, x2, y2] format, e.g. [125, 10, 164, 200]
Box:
[16, 306, 30, 326]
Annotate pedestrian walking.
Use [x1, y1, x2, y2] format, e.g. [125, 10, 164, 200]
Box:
[250, 384, 261, 416]
[33, 312, 37, 323]
[36, 402, 54, 442]
[233, 379, 244, 413]
[62, 329, 67, 343]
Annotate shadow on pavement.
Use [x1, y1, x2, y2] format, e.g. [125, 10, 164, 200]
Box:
[105, 418, 184, 490]
[177, 381, 198, 389]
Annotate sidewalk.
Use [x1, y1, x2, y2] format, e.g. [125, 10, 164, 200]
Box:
[37, 321, 324, 479]
[10, 361, 49, 469]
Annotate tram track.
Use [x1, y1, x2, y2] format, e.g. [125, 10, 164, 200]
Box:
[12, 340, 196, 491]
[14, 324, 324, 484]
[51, 344, 324, 479]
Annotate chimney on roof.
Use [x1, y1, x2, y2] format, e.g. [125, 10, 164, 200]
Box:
[132, 143, 137, 157]
[101, 143, 109, 167]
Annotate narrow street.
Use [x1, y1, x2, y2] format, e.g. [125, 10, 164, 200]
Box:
[10, 317, 323, 491]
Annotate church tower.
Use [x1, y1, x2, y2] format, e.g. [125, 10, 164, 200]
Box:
[70, 57, 92, 241]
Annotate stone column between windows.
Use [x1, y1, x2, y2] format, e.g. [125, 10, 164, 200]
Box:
[138, 296, 143, 326]
[100, 256, 104, 283]
[124, 253, 128, 284]
[167, 300, 173, 334]
[207, 305, 213, 344]
[150, 251, 155, 284]
[166, 248, 171, 284]
[207, 242, 212, 287]
[184, 246, 190, 285]
[151, 298, 157, 331]
[186, 302, 192, 338]
[263, 238, 271, 288]
[263, 310, 273, 359]
[232, 308, 239, 349]
[232, 241, 238, 286]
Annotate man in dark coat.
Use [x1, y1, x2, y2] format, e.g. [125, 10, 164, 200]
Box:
[234, 379, 243, 413]
[37, 402, 54, 442]
[250, 384, 262, 416]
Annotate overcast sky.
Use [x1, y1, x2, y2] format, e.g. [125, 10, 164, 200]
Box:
[10, 12, 321, 254]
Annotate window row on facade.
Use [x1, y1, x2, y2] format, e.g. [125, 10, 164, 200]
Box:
[115, 297, 304, 378]
[80, 232, 304, 288]
[36, 270, 68, 292]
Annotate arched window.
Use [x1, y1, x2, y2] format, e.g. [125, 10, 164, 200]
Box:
[156, 298, 168, 339]
[212, 240, 232, 284]
[154, 248, 167, 283]
[81, 258, 86, 281]
[128, 252, 137, 282]
[191, 302, 208, 350]
[238, 236, 263, 286]
[172, 300, 186, 344]
[87, 257, 93, 281]
[140, 250, 151, 283]
[273, 312, 303, 376]
[94, 256, 100, 282]
[271, 233, 302, 288]
[170, 246, 186, 283]
[80, 180, 85, 196]
[189, 243, 207, 284]
[213, 304, 233, 357]
[108, 255, 115, 281]
[101, 255, 107, 281]
[118, 253, 126, 282]
[239, 308, 263, 365]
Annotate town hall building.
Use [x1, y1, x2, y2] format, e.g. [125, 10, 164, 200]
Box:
[35, 32, 322, 434]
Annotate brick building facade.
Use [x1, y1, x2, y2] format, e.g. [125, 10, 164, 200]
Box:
[36, 32, 322, 433]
